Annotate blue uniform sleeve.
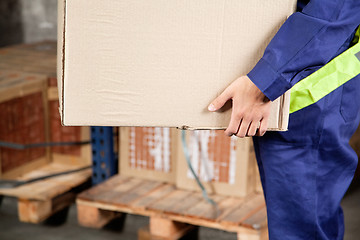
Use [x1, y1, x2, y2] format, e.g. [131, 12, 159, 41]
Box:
[247, 0, 360, 101]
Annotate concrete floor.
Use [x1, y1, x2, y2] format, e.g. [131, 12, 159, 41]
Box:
[0, 184, 359, 240]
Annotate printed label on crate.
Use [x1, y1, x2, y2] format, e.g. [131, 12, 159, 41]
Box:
[186, 130, 237, 184]
[129, 127, 171, 172]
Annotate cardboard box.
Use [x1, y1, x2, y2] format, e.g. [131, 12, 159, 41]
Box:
[58, 0, 296, 130]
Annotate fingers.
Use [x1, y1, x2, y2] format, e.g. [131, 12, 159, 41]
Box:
[247, 121, 259, 137]
[236, 118, 250, 138]
[257, 117, 269, 136]
[226, 114, 266, 138]
[224, 111, 242, 136]
[208, 87, 232, 112]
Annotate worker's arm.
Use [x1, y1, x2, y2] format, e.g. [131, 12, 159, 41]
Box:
[209, 0, 360, 137]
[248, 0, 360, 101]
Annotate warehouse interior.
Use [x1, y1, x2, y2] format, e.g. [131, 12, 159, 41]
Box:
[0, 1, 360, 240]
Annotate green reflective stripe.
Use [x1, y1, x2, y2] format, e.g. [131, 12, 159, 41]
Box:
[290, 27, 360, 114]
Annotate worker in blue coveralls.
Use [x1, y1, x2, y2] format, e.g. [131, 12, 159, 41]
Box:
[208, 0, 360, 239]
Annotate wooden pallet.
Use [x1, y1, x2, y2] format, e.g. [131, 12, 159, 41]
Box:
[77, 175, 268, 240]
[0, 161, 91, 224]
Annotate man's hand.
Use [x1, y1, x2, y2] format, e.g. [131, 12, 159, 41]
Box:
[208, 76, 271, 138]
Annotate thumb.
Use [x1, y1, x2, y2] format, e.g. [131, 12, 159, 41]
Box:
[208, 88, 232, 112]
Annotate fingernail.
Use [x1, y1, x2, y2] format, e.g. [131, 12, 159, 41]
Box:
[208, 104, 216, 111]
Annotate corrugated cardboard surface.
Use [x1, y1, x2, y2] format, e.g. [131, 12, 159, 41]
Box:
[59, 0, 296, 130]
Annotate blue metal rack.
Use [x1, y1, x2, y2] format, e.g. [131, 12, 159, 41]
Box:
[91, 127, 118, 185]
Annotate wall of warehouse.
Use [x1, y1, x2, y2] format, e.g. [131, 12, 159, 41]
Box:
[0, 0, 57, 47]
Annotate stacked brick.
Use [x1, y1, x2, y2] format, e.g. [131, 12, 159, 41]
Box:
[0, 85, 46, 173]
[0, 42, 87, 176]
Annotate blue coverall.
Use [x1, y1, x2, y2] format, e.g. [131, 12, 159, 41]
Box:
[247, 1, 360, 239]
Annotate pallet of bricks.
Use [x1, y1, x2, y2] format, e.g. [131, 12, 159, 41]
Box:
[0, 42, 92, 224]
[77, 127, 267, 240]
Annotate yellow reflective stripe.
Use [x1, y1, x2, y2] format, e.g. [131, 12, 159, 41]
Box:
[290, 27, 360, 114]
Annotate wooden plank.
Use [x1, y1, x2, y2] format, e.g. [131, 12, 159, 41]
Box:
[260, 227, 269, 240]
[150, 216, 192, 238]
[236, 231, 262, 240]
[183, 194, 226, 220]
[236, 225, 268, 240]
[111, 180, 164, 205]
[77, 202, 123, 228]
[130, 184, 176, 209]
[166, 192, 204, 215]
[242, 206, 267, 230]
[89, 177, 145, 204]
[47, 86, 59, 101]
[220, 194, 265, 226]
[78, 175, 131, 201]
[34, 169, 91, 200]
[0, 74, 47, 103]
[52, 192, 76, 214]
[80, 127, 91, 164]
[51, 154, 91, 167]
[18, 199, 51, 223]
[18, 179, 89, 223]
[11, 180, 70, 201]
[161, 212, 259, 234]
[147, 189, 193, 213]
[0, 163, 91, 200]
[215, 197, 246, 221]
[14, 181, 78, 223]
[138, 225, 198, 240]
[1, 157, 48, 179]
[49, 168, 91, 187]
[166, 193, 244, 220]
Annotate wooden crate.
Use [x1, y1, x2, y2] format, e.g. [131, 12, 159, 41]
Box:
[0, 70, 49, 178]
[0, 42, 91, 178]
[77, 175, 268, 240]
[176, 130, 261, 197]
[119, 127, 177, 183]
[0, 42, 92, 224]
[119, 128, 262, 197]
[0, 161, 91, 223]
